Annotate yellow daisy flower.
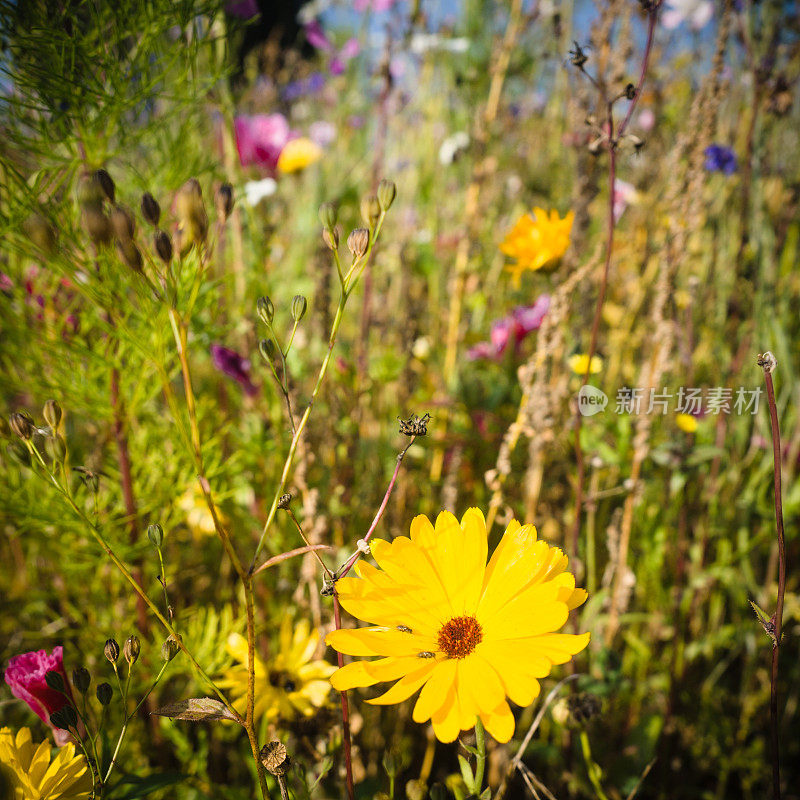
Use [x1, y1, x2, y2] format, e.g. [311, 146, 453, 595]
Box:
[0, 727, 92, 800]
[676, 413, 698, 433]
[568, 353, 603, 375]
[218, 618, 336, 723]
[325, 509, 589, 744]
[277, 138, 323, 174]
[178, 485, 226, 540]
[500, 208, 574, 285]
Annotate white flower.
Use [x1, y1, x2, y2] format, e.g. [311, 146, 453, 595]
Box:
[661, 0, 713, 31]
[244, 178, 278, 206]
[410, 33, 470, 54]
[438, 131, 470, 165]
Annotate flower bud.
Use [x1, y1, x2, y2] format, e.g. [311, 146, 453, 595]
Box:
[77, 172, 105, 208]
[347, 228, 369, 259]
[94, 169, 115, 203]
[111, 205, 136, 242]
[161, 634, 181, 663]
[154, 230, 173, 263]
[377, 179, 396, 211]
[322, 227, 339, 251]
[123, 635, 140, 665]
[23, 213, 56, 254]
[72, 667, 91, 694]
[104, 638, 120, 664]
[257, 296, 274, 327]
[46, 433, 67, 464]
[215, 183, 234, 222]
[318, 202, 337, 230]
[44, 670, 65, 692]
[7, 441, 31, 466]
[147, 523, 164, 548]
[9, 412, 34, 440]
[175, 179, 209, 252]
[141, 192, 161, 227]
[258, 338, 278, 364]
[51, 706, 78, 730]
[43, 400, 62, 431]
[405, 780, 426, 800]
[81, 207, 112, 246]
[96, 682, 113, 706]
[117, 240, 143, 272]
[290, 295, 307, 322]
[360, 194, 381, 228]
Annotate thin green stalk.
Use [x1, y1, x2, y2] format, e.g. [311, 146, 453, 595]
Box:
[473, 717, 487, 794]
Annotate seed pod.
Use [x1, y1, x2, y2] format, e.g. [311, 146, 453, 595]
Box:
[147, 523, 164, 548]
[260, 741, 290, 776]
[360, 194, 381, 228]
[175, 179, 209, 253]
[117, 240, 143, 272]
[154, 230, 173, 264]
[23, 213, 56, 254]
[258, 338, 278, 364]
[72, 667, 91, 694]
[215, 183, 234, 222]
[141, 192, 161, 227]
[43, 400, 62, 431]
[318, 201, 337, 230]
[377, 179, 396, 211]
[322, 227, 339, 251]
[51, 706, 78, 730]
[104, 638, 120, 664]
[94, 169, 115, 203]
[9, 412, 34, 440]
[81, 207, 112, 246]
[347, 228, 369, 259]
[290, 295, 307, 322]
[111, 205, 136, 242]
[257, 296, 274, 327]
[77, 172, 105, 208]
[45, 671, 65, 692]
[96, 682, 113, 706]
[123, 635, 140, 665]
[161, 634, 181, 663]
[46, 433, 67, 464]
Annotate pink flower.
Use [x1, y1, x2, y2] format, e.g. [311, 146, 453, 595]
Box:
[612, 180, 639, 223]
[468, 295, 550, 361]
[305, 20, 333, 51]
[4, 647, 75, 745]
[234, 114, 292, 172]
[210, 344, 258, 396]
[354, 0, 398, 11]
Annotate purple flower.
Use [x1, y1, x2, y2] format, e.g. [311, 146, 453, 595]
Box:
[4, 647, 75, 745]
[704, 144, 737, 175]
[211, 344, 258, 396]
[468, 295, 550, 361]
[226, 0, 259, 19]
[305, 20, 333, 51]
[234, 114, 292, 172]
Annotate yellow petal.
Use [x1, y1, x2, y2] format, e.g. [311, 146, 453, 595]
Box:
[413, 660, 457, 723]
[459, 653, 505, 716]
[430, 683, 461, 743]
[367, 662, 438, 705]
[326, 627, 437, 657]
[480, 700, 515, 743]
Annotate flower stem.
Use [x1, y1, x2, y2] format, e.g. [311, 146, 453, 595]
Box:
[473, 716, 486, 795]
[332, 591, 356, 800]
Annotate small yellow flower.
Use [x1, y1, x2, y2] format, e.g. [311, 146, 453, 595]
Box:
[676, 413, 698, 433]
[325, 509, 589, 743]
[277, 138, 323, 174]
[178, 486, 226, 540]
[568, 354, 603, 375]
[0, 727, 92, 800]
[218, 618, 335, 723]
[500, 207, 574, 285]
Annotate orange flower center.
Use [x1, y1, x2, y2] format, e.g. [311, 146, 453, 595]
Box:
[437, 616, 483, 659]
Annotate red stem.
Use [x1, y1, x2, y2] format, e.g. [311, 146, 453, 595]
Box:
[332, 593, 356, 800]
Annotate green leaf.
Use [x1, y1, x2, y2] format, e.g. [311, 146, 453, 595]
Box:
[151, 698, 240, 723]
[457, 754, 475, 793]
[479, 788, 492, 800]
[106, 771, 184, 800]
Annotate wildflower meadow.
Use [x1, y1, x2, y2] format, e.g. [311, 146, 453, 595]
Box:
[0, 1, 798, 799]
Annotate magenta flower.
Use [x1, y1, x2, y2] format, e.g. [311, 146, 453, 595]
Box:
[4, 647, 74, 745]
[234, 114, 292, 172]
[305, 21, 360, 75]
[211, 344, 258, 396]
[226, 0, 259, 18]
[467, 295, 550, 361]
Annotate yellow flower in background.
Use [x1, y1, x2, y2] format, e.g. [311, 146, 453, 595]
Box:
[0, 727, 92, 800]
[277, 138, 323, 173]
[676, 413, 698, 433]
[568, 354, 603, 375]
[178, 485, 226, 540]
[500, 207, 574, 285]
[218, 618, 335, 723]
[325, 509, 589, 743]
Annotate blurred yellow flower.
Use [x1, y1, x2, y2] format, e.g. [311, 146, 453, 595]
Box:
[326, 509, 589, 743]
[676, 413, 698, 433]
[277, 138, 323, 173]
[500, 207, 574, 285]
[178, 486, 226, 540]
[568, 354, 603, 375]
[218, 618, 335, 723]
[0, 727, 92, 800]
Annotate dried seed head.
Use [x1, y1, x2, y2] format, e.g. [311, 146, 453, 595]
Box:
[623, 82, 636, 100]
[322, 227, 339, 251]
[161, 634, 182, 663]
[215, 183, 235, 222]
[72, 667, 91, 694]
[260, 740, 290, 775]
[154, 230, 173, 264]
[111, 205, 136, 241]
[94, 169, 115, 203]
[377, 179, 396, 211]
[147, 523, 164, 548]
[123, 635, 140, 665]
[9, 411, 35, 440]
[347, 228, 369, 259]
[318, 201, 337, 230]
[291, 295, 307, 322]
[104, 638, 120, 664]
[360, 194, 381, 228]
[43, 400, 62, 431]
[257, 296, 275, 327]
[141, 192, 161, 227]
[567, 692, 602, 724]
[757, 351, 777, 374]
[277, 493, 292, 509]
[96, 682, 113, 706]
[398, 412, 430, 437]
